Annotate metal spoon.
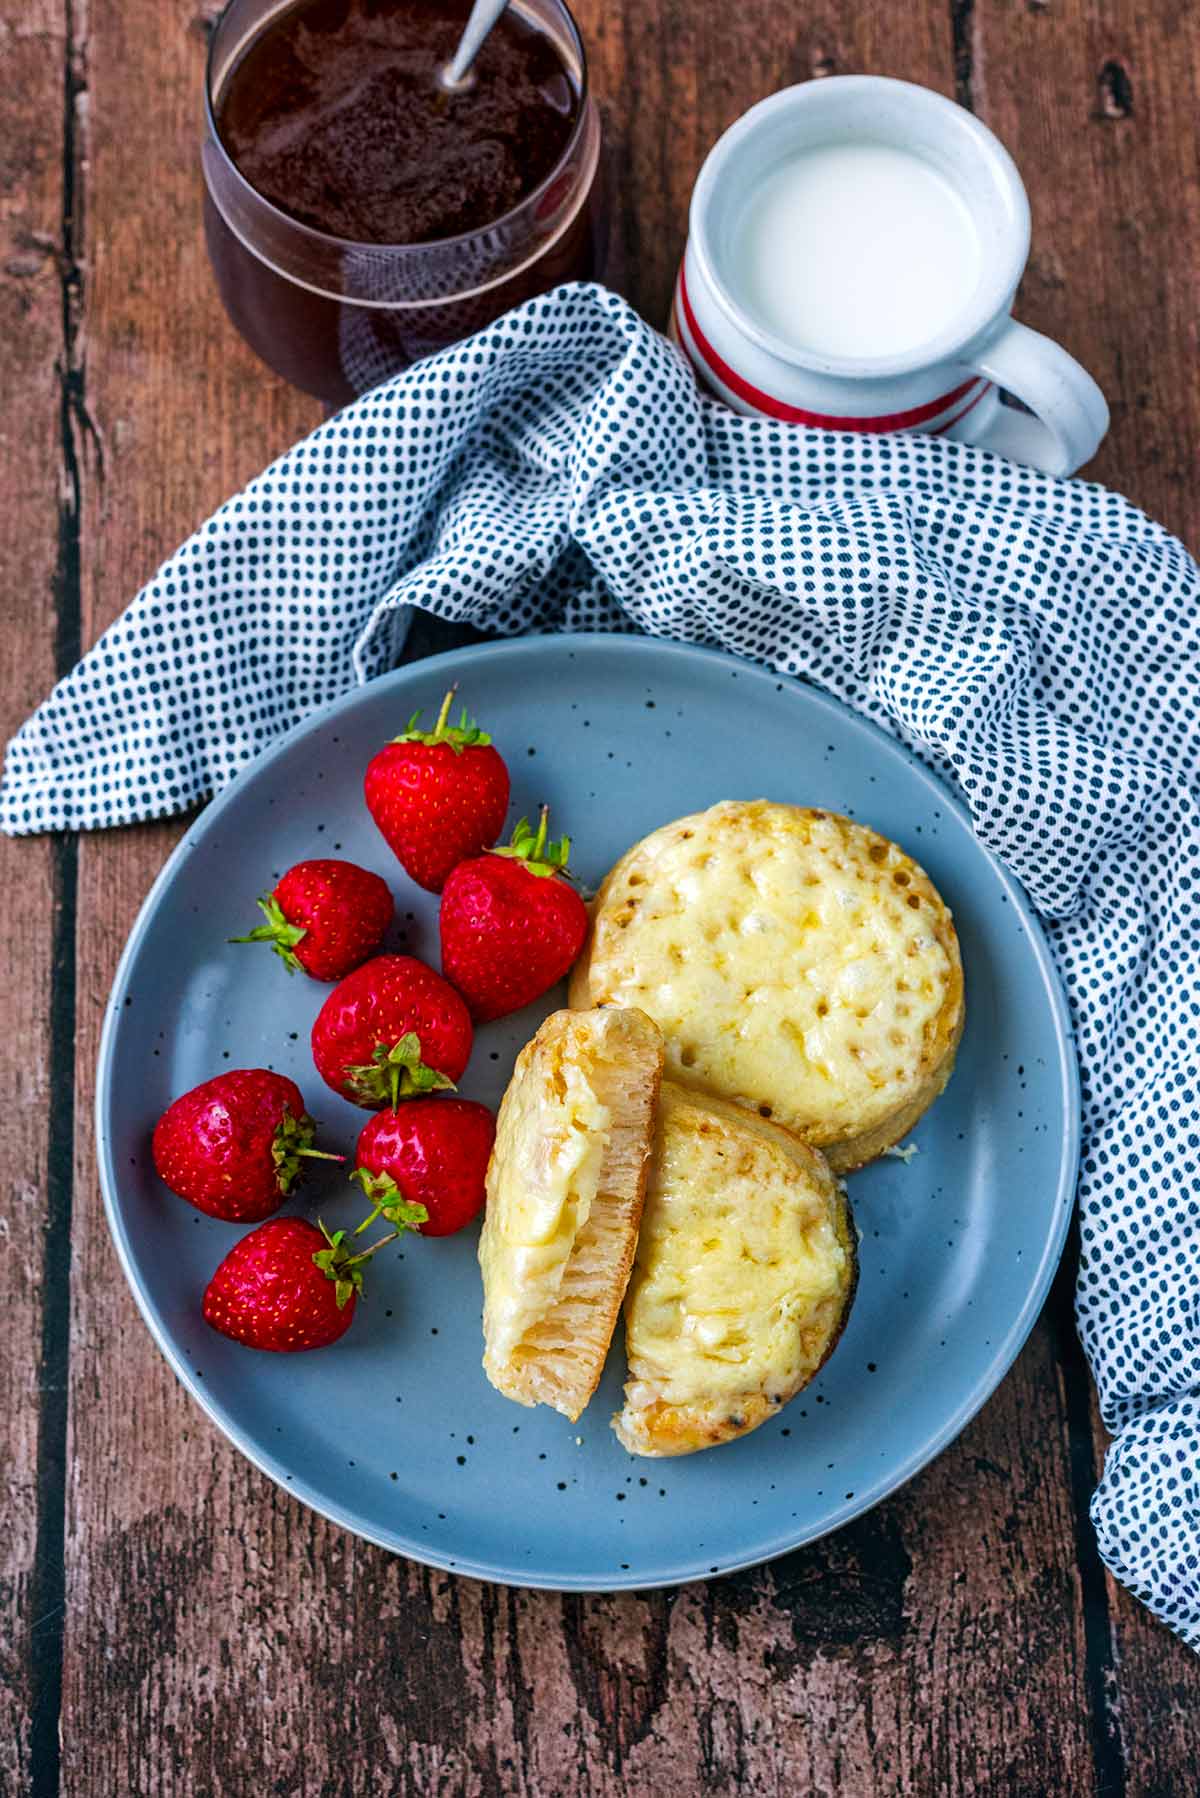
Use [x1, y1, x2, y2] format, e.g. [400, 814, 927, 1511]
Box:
[440, 0, 509, 91]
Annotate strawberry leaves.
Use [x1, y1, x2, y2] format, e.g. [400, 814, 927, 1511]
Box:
[310, 1222, 366, 1311]
[311, 1191, 429, 1311]
[349, 1166, 430, 1236]
[270, 1108, 345, 1194]
[394, 686, 492, 755]
[230, 892, 308, 974]
[344, 1031, 457, 1108]
[490, 806, 571, 879]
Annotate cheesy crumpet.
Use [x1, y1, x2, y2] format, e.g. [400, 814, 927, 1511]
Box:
[614, 1084, 856, 1457]
[569, 801, 964, 1172]
[480, 1006, 664, 1422]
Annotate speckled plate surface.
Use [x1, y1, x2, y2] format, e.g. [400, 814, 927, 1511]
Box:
[96, 634, 1078, 1590]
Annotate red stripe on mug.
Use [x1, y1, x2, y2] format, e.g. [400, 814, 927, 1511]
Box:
[676, 263, 982, 432]
[931, 379, 994, 436]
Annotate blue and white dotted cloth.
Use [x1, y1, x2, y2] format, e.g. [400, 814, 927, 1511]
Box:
[5, 284, 1198, 1644]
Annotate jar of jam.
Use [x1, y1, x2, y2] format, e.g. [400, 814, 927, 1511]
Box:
[202, 0, 603, 406]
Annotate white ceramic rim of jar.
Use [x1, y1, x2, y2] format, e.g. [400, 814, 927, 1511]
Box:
[688, 75, 1033, 380]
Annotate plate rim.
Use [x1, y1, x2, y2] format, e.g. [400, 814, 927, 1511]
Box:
[95, 631, 1081, 1591]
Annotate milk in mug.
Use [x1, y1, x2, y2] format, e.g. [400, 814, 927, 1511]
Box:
[731, 141, 983, 359]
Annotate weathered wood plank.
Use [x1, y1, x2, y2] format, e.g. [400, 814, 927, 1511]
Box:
[59, 0, 320, 1792]
[0, 1, 71, 1788]
[1092, 1392, 1200, 1795]
[474, 1324, 1093, 1798]
[971, 0, 1200, 547]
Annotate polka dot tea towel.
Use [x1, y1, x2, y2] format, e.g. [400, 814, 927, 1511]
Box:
[4, 283, 1198, 1646]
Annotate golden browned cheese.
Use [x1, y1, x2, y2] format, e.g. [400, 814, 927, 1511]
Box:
[613, 1084, 857, 1457]
[479, 1007, 664, 1422]
[569, 801, 964, 1171]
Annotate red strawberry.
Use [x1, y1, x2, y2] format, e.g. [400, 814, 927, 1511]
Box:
[364, 687, 510, 893]
[439, 809, 588, 1021]
[351, 1097, 496, 1238]
[311, 953, 473, 1108]
[200, 1213, 417, 1352]
[231, 858, 393, 981]
[152, 1070, 342, 1223]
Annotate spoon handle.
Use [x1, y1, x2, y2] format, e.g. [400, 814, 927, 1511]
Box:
[444, 0, 510, 87]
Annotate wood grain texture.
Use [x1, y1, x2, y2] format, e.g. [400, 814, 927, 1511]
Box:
[0, 0, 1187, 1789]
[0, 1, 70, 1788]
[970, 0, 1200, 546]
[1091, 1394, 1200, 1797]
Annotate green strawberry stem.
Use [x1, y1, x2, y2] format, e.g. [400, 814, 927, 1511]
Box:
[346, 1227, 408, 1265]
[432, 686, 457, 738]
[348, 1166, 430, 1236]
[271, 1109, 343, 1195]
[229, 894, 307, 975]
[392, 685, 491, 755]
[491, 805, 571, 879]
[311, 1208, 428, 1309]
[345, 1032, 455, 1108]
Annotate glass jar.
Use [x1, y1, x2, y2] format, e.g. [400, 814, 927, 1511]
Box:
[202, 0, 603, 406]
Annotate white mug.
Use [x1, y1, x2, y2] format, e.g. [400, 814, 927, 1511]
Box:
[674, 76, 1109, 476]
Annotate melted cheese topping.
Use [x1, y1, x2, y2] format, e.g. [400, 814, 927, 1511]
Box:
[578, 801, 959, 1147]
[622, 1089, 851, 1414]
[480, 1053, 611, 1365]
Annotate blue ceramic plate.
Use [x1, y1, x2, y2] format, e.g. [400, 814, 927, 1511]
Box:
[97, 635, 1078, 1590]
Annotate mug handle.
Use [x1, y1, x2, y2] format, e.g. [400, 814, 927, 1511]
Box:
[959, 319, 1109, 477]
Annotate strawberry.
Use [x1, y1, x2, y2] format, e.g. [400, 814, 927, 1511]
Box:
[231, 857, 393, 981]
[311, 953, 473, 1108]
[439, 808, 588, 1021]
[202, 1211, 425, 1352]
[351, 1097, 496, 1237]
[364, 686, 510, 893]
[152, 1070, 342, 1223]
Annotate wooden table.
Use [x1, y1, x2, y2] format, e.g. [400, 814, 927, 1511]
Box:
[4, 1, 1199, 1791]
